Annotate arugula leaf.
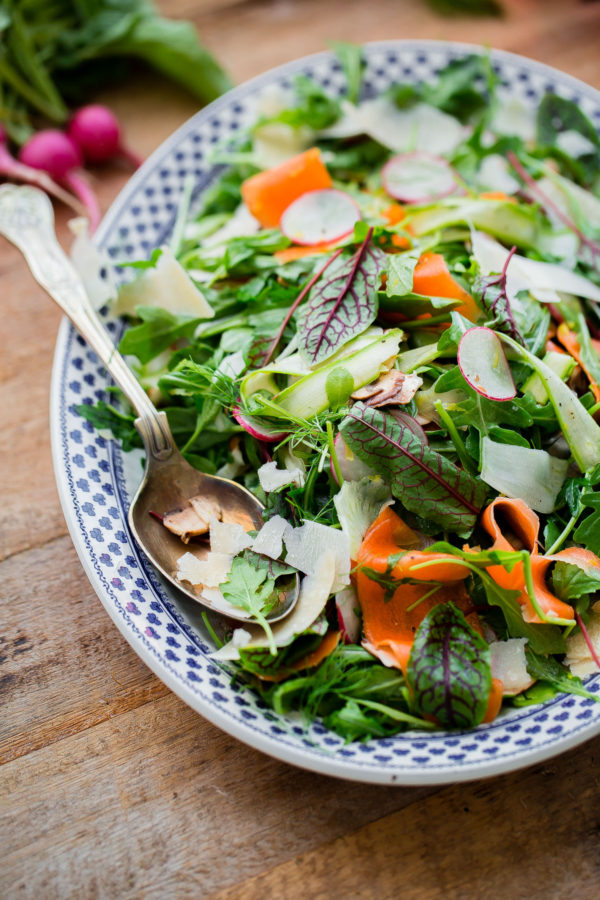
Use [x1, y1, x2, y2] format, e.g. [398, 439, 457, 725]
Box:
[117, 247, 163, 270]
[219, 557, 278, 653]
[423, 53, 495, 122]
[330, 40, 364, 105]
[477, 570, 566, 655]
[379, 291, 459, 319]
[407, 602, 492, 728]
[436, 311, 474, 353]
[258, 644, 430, 740]
[261, 74, 341, 130]
[525, 648, 600, 702]
[389, 53, 496, 124]
[510, 681, 559, 707]
[552, 561, 600, 602]
[340, 403, 487, 535]
[426, 543, 568, 655]
[223, 230, 290, 276]
[118, 306, 202, 364]
[242, 547, 296, 582]
[74, 400, 141, 452]
[385, 251, 420, 297]
[574, 506, 600, 555]
[297, 232, 386, 365]
[537, 94, 600, 183]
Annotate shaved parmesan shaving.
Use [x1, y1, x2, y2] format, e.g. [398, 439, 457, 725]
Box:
[284, 521, 350, 591]
[472, 231, 600, 304]
[212, 551, 336, 659]
[333, 477, 392, 559]
[565, 603, 600, 676]
[216, 440, 245, 480]
[556, 130, 597, 159]
[258, 460, 303, 492]
[217, 351, 246, 380]
[254, 122, 313, 169]
[322, 98, 466, 156]
[209, 518, 253, 556]
[252, 85, 313, 168]
[250, 514, 291, 560]
[476, 155, 520, 195]
[490, 638, 534, 695]
[176, 550, 233, 587]
[480, 437, 568, 514]
[281, 446, 306, 487]
[113, 247, 215, 319]
[203, 204, 260, 247]
[491, 97, 536, 142]
[69, 216, 115, 309]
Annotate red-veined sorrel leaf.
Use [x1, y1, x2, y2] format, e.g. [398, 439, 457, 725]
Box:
[340, 402, 487, 534]
[472, 245, 525, 344]
[406, 602, 491, 728]
[297, 228, 386, 365]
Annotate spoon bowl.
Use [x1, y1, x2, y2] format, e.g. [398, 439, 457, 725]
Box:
[0, 184, 299, 624]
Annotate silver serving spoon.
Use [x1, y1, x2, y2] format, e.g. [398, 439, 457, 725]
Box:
[0, 184, 298, 623]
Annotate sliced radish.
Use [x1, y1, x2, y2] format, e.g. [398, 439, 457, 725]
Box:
[381, 152, 459, 205]
[280, 189, 361, 246]
[232, 406, 288, 442]
[457, 327, 516, 401]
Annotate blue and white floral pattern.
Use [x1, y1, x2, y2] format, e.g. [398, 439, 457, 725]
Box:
[51, 41, 600, 784]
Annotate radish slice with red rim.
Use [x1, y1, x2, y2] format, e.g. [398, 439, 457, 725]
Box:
[457, 327, 517, 401]
[280, 189, 361, 246]
[381, 152, 459, 204]
[232, 407, 288, 442]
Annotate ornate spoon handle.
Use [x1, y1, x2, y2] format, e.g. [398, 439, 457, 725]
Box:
[0, 184, 174, 459]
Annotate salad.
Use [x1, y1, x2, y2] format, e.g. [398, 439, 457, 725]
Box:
[78, 47, 600, 741]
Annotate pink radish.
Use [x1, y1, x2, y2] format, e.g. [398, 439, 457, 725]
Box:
[381, 152, 459, 204]
[280, 189, 361, 246]
[0, 126, 85, 215]
[457, 327, 516, 401]
[19, 130, 100, 231]
[68, 105, 142, 168]
[232, 407, 288, 442]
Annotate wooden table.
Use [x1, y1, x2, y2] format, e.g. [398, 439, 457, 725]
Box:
[3, 1, 600, 896]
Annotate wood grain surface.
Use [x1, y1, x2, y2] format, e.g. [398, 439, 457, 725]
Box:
[2, 1, 600, 897]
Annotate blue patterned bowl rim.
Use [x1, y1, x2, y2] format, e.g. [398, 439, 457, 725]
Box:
[50, 40, 600, 785]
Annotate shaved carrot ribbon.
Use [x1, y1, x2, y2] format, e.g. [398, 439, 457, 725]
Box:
[556, 322, 600, 403]
[479, 497, 600, 625]
[355, 507, 479, 674]
[412, 251, 479, 321]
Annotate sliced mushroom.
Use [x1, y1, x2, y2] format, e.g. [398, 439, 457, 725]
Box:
[351, 370, 423, 407]
[162, 495, 222, 544]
